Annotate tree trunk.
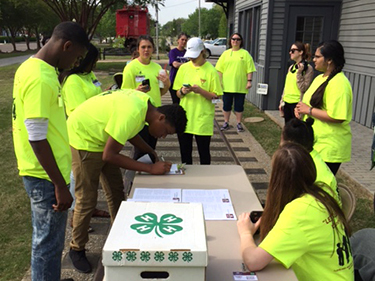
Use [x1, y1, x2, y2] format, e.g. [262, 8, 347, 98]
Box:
[35, 28, 42, 50]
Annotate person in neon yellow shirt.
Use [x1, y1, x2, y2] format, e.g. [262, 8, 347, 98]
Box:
[60, 43, 109, 229]
[60, 43, 102, 116]
[173, 37, 223, 164]
[279, 41, 313, 124]
[237, 143, 353, 281]
[281, 118, 341, 205]
[295, 40, 352, 175]
[67, 89, 187, 273]
[12, 22, 89, 281]
[216, 33, 256, 132]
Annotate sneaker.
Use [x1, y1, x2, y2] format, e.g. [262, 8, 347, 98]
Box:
[221, 122, 229, 131]
[61, 279, 74, 281]
[237, 123, 244, 132]
[69, 249, 92, 273]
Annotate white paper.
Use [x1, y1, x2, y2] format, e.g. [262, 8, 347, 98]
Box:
[165, 164, 183, 175]
[137, 154, 153, 164]
[233, 272, 258, 280]
[182, 189, 237, 220]
[130, 188, 181, 203]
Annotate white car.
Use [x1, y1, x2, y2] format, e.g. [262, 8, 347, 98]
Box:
[204, 38, 227, 58]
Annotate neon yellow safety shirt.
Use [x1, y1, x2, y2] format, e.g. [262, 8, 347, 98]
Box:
[283, 69, 301, 103]
[302, 72, 352, 163]
[61, 71, 102, 116]
[173, 61, 223, 136]
[12, 57, 71, 183]
[215, 48, 256, 94]
[67, 89, 150, 152]
[121, 59, 162, 106]
[260, 194, 353, 281]
[311, 149, 341, 206]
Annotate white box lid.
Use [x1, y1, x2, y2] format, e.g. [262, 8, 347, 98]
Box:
[102, 201, 207, 267]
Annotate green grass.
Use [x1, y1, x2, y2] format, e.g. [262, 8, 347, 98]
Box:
[241, 101, 375, 233]
[0, 50, 37, 59]
[0, 64, 32, 281]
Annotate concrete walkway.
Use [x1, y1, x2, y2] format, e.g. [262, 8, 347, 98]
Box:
[266, 110, 375, 194]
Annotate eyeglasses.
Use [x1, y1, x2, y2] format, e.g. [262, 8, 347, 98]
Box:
[231, 38, 241, 41]
[289, 48, 299, 53]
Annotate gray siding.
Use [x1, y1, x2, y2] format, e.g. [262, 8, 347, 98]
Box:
[339, 0, 375, 127]
[235, 0, 269, 106]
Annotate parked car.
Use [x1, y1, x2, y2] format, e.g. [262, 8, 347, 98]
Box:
[204, 38, 227, 58]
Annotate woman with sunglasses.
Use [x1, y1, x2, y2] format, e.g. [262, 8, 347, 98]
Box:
[168, 33, 189, 104]
[237, 142, 353, 281]
[279, 42, 313, 124]
[295, 40, 352, 175]
[216, 33, 256, 132]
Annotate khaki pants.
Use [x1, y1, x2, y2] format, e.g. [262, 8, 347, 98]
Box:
[70, 147, 124, 251]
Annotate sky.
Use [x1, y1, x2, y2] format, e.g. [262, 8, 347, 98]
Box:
[147, 0, 213, 26]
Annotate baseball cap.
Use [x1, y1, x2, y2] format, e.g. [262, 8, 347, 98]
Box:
[184, 37, 205, 59]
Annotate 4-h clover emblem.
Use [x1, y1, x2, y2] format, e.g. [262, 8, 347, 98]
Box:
[154, 251, 165, 262]
[125, 251, 137, 262]
[112, 251, 122, 261]
[182, 251, 193, 263]
[140, 251, 150, 262]
[168, 252, 179, 262]
[130, 213, 183, 238]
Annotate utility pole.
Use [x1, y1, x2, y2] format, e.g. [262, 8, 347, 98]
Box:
[156, 2, 159, 59]
[198, 0, 201, 38]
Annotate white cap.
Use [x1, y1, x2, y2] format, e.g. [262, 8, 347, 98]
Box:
[184, 37, 205, 59]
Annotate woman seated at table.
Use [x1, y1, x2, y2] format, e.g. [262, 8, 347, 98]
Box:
[237, 142, 353, 281]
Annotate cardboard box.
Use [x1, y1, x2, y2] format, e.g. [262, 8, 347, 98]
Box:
[102, 201, 207, 281]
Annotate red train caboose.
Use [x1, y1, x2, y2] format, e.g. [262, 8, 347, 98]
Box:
[116, 6, 149, 49]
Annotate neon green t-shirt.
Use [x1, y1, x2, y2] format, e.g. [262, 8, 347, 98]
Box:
[12, 57, 71, 183]
[215, 48, 256, 94]
[67, 89, 150, 152]
[302, 72, 352, 162]
[311, 149, 341, 206]
[121, 59, 162, 106]
[260, 194, 354, 281]
[283, 69, 300, 103]
[61, 71, 102, 116]
[173, 61, 223, 135]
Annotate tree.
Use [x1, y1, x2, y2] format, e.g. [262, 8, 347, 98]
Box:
[161, 18, 185, 38]
[42, 0, 165, 40]
[182, 7, 221, 39]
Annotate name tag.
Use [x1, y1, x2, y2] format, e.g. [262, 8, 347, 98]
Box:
[212, 98, 221, 104]
[135, 75, 145, 83]
[93, 79, 102, 87]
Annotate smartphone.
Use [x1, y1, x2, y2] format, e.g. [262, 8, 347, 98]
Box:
[250, 211, 263, 223]
[182, 83, 191, 88]
[142, 79, 150, 90]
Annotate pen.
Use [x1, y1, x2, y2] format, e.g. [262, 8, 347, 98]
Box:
[160, 155, 165, 162]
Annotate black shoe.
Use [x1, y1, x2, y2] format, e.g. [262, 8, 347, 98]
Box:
[69, 249, 92, 273]
[61, 279, 74, 281]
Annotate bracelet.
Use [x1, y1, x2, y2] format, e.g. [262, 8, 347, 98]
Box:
[309, 107, 313, 116]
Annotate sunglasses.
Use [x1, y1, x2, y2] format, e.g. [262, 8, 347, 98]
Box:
[289, 48, 299, 54]
[231, 38, 241, 41]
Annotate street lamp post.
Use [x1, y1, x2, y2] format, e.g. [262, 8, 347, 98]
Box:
[198, 0, 201, 38]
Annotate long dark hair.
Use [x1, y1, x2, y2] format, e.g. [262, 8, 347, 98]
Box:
[260, 142, 350, 240]
[310, 40, 345, 109]
[137, 35, 155, 49]
[59, 43, 99, 83]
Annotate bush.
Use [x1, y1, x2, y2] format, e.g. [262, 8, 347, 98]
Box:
[0, 36, 37, 43]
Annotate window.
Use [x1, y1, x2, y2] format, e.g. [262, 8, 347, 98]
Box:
[295, 17, 323, 52]
[239, 6, 260, 62]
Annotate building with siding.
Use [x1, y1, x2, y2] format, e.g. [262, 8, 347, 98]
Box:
[208, 0, 375, 127]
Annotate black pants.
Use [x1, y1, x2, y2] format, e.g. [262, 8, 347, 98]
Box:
[284, 102, 298, 125]
[326, 162, 341, 175]
[169, 86, 180, 104]
[178, 133, 211, 165]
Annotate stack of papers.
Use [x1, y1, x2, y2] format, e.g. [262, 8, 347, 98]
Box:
[129, 188, 237, 221]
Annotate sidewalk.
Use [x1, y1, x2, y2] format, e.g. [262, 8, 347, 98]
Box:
[266, 110, 375, 195]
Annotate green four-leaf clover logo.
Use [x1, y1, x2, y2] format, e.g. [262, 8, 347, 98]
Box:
[112, 251, 122, 261]
[168, 251, 179, 262]
[130, 213, 183, 238]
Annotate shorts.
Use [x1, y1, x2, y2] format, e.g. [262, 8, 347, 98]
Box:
[222, 92, 246, 112]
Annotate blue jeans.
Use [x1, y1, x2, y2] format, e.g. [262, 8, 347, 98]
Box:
[23, 176, 68, 281]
